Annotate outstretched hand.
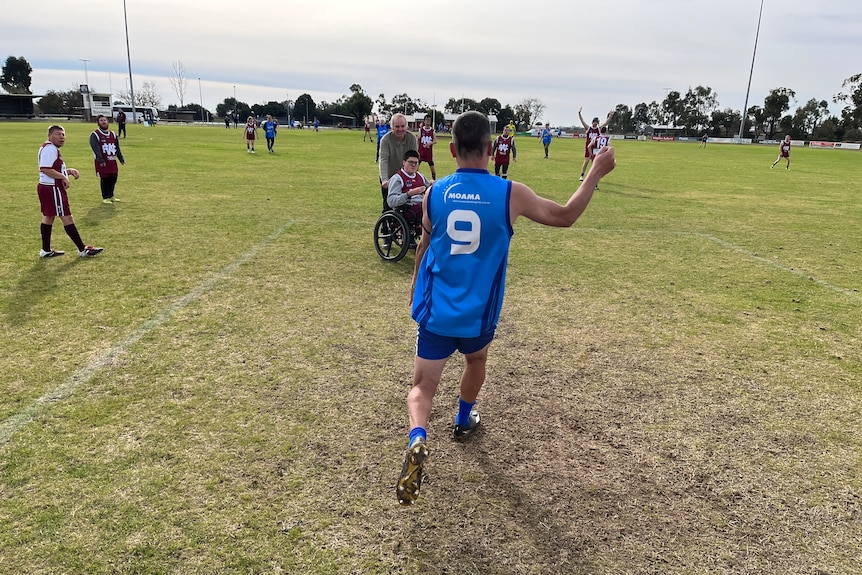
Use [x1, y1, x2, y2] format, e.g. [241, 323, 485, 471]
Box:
[591, 146, 616, 178]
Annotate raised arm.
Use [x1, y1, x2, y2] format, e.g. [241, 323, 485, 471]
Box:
[510, 146, 616, 227]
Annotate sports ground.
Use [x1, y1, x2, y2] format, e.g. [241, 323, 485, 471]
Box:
[1, 123, 861, 574]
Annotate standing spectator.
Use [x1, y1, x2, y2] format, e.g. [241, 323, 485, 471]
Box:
[699, 133, 708, 148]
[578, 107, 614, 180]
[395, 111, 615, 505]
[378, 113, 418, 213]
[364, 119, 373, 142]
[244, 116, 258, 153]
[375, 118, 390, 163]
[36, 125, 103, 258]
[116, 109, 127, 138]
[541, 122, 553, 159]
[313, 118, 320, 132]
[492, 125, 517, 179]
[417, 114, 438, 180]
[506, 119, 516, 136]
[224, 114, 231, 129]
[263, 114, 278, 153]
[89, 114, 126, 204]
[772, 135, 792, 169]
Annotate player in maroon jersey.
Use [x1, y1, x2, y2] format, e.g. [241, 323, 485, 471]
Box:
[772, 135, 792, 169]
[36, 125, 103, 258]
[578, 106, 614, 181]
[244, 116, 258, 153]
[417, 114, 438, 180]
[387, 149, 430, 226]
[492, 125, 517, 179]
[89, 115, 126, 204]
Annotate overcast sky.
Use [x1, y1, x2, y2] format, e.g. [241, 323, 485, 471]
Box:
[3, 0, 860, 125]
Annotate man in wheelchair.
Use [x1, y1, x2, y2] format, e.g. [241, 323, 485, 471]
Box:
[386, 150, 430, 227]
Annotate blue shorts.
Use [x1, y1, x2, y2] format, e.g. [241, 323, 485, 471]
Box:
[415, 325, 495, 360]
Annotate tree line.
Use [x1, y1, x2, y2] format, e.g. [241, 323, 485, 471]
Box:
[4, 55, 861, 140]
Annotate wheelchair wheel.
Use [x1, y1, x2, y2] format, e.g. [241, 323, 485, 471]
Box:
[374, 211, 411, 262]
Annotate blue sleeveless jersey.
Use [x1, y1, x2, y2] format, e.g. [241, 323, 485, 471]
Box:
[412, 168, 514, 338]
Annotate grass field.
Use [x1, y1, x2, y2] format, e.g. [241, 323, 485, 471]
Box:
[1, 122, 861, 574]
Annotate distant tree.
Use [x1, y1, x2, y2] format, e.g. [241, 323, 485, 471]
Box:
[444, 97, 480, 114]
[251, 101, 287, 118]
[168, 60, 189, 108]
[660, 90, 683, 127]
[680, 85, 718, 134]
[390, 93, 423, 115]
[342, 84, 372, 122]
[710, 108, 741, 137]
[516, 97, 545, 127]
[496, 105, 515, 131]
[647, 101, 663, 125]
[811, 117, 840, 141]
[609, 104, 634, 134]
[375, 93, 391, 117]
[833, 73, 862, 134]
[216, 97, 250, 120]
[744, 105, 767, 139]
[36, 88, 83, 115]
[791, 98, 830, 138]
[116, 81, 163, 109]
[293, 93, 316, 123]
[478, 97, 502, 116]
[763, 87, 796, 138]
[632, 102, 650, 132]
[1, 56, 33, 94]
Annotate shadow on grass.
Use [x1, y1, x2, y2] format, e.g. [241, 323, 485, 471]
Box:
[3, 258, 76, 326]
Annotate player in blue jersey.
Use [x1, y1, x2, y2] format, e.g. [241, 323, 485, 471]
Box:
[395, 111, 616, 505]
[375, 118, 390, 163]
[262, 115, 278, 153]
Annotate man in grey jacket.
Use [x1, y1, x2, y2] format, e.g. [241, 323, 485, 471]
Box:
[378, 113, 418, 213]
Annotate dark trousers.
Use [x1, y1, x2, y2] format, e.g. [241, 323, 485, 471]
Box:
[118, 123, 126, 138]
[100, 173, 118, 199]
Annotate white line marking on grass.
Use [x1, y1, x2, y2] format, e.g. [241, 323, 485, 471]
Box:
[694, 233, 858, 296]
[0, 221, 297, 447]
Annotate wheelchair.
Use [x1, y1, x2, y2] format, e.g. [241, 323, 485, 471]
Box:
[373, 207, 422, 262]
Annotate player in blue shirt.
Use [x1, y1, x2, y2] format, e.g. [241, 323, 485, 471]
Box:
[396, 111, 617, 505]
[375, 119, 389, 163]
[262, 115, 277, 153]
[541, 122, 553, 158]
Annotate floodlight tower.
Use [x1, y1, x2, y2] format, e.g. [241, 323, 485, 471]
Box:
[738, 0, 765, 140]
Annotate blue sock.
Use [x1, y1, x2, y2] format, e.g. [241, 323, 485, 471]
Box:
[455, 397, 475, 427]
[408, 426, 426, 447]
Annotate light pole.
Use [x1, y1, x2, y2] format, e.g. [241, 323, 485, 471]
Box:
[738, 0, 765, 140]
[305, 98, 308, 126]
[79, 59, 91, 121]
[198, 77, 205, 122]
[122, 0, 137, 123]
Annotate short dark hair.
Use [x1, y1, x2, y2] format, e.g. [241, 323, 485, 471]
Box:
[451, 111, 490, 160]
[403, 149, 419, 161]
[97, 114, 107, 120]
[48, 125, 64, 136]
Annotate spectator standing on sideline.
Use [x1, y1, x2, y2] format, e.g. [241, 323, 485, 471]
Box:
[395, 111, 616, 505]
[313, 118, 320, 132]
[116, 109, 127, 138]
[36, 125, 104, 258]
[492, 125, 516, 179]
[378, 113, 418, 213]
[224, 114, 231, 129]
[375, 118, 390, 163]
[578, 107, 614, 180]
[541, 122, 552, 158]
[417, 114, 438, 180]
[89, 114, 126, 204]
[699, 133, 708, 148]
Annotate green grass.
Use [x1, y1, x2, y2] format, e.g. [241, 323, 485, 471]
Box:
[1, 122, 861, 574]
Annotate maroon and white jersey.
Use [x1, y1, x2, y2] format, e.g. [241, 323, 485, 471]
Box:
[418, 126, 435, 161]
[779, 141, 791, 157]
[585, 126, 601, 147]
[92, 129, 120, 175]
[245, 123, 257, 140]
[592, 133, 611, 156]
[38, 142, 65, 186]
[388, 168, 428, 207]
[494, 135, 514, 165]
